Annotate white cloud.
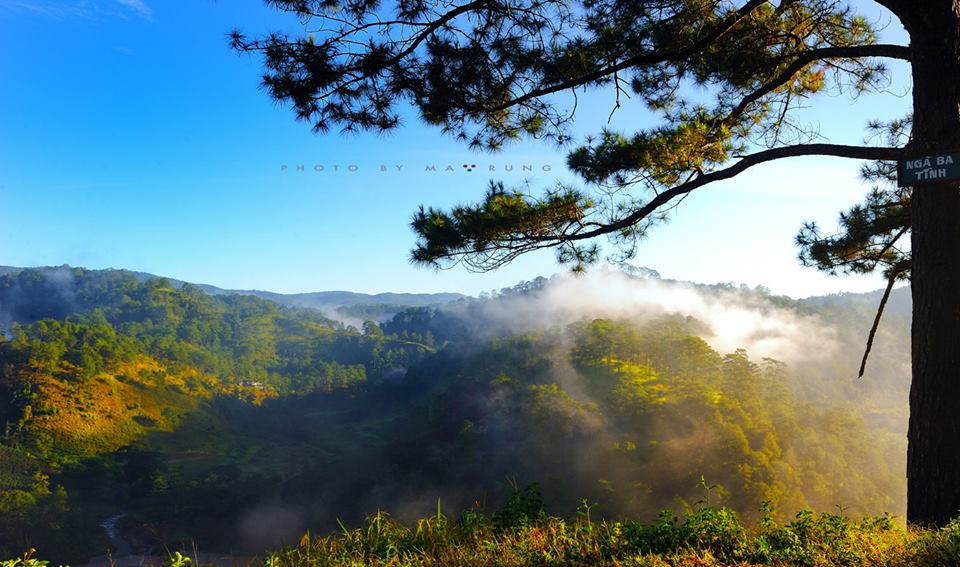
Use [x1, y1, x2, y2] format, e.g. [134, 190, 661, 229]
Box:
[6, 1, 89, 18]
[452, 268, 842, 366]
[115, 0, 152, 19]
[4, 0, 153, 20]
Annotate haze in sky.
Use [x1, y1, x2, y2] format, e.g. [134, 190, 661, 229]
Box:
[0, 0, 911, 297]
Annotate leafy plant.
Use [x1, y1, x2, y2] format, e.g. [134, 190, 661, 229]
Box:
[492, 484, 546, 531]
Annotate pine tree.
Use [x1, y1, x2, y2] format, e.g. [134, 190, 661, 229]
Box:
[233, 0, 960, 525]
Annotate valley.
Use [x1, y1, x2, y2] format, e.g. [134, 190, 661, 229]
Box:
[0, 266, 910, 563]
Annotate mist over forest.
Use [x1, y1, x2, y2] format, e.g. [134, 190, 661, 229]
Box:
[0, 265, 909, 562]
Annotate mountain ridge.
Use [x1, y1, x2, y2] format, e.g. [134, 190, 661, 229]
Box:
[0, 265, 467, 312]
[0, 263, 909, 309]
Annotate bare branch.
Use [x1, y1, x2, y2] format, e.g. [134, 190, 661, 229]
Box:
[859, 258, 911, 378]
[871, 0, 907, 23]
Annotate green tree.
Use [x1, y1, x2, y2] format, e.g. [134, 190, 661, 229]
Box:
[235, 0, 957, 525]
[362, 319, 385, 339]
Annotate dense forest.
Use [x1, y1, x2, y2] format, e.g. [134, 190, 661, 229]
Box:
[0, 266, 910, 562]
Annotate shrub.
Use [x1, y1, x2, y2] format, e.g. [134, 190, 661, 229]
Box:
[492, 484, 546, 530]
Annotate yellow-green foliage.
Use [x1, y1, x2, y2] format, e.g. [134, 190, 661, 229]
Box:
[21, 355, 263, 458]
[1, 550, 63, 567]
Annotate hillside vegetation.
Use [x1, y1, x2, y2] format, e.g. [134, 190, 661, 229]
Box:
[0, 267, 911, 563]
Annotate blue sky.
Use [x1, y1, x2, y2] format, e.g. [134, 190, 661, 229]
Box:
[0, 0, 911, 297]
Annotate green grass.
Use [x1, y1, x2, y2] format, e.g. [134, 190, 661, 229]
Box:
[12, 504, 960, 566]
[257, 507, 960, 567]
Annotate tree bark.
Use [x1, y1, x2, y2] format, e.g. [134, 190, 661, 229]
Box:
[906, 0, 960, 526]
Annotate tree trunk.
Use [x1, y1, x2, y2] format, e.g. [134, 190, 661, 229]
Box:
[907, 0, 960, 526]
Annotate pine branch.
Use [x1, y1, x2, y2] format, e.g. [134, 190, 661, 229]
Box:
[557, 144, 905, 243]
[486, 0, 771, 113]
[413, 144, 905, 272]
[724, 44, 911, 125]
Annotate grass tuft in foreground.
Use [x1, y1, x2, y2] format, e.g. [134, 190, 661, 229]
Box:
[261, 503, 960, 567]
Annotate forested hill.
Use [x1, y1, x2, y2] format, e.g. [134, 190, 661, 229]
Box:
[0, 266, 910, 563]
[0, 265, 465, 327]
[798, 285, 909, 321]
